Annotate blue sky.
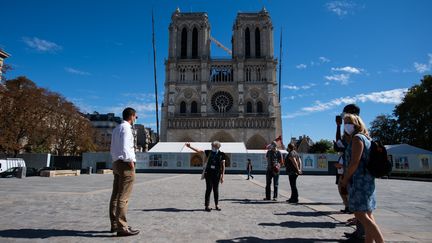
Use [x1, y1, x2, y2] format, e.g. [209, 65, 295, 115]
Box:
[1, 0, 431, 144]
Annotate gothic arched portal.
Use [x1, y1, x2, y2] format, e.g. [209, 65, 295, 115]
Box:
[246, 134, 267, 149]
[209, 131, 235, 143]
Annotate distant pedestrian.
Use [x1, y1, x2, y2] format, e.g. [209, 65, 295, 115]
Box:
[186, 141, 226, 212]
[340, 113, 384, 243]
[109, 107, 140, 237]
[265, 141, 283, 201]
[246, 158, 254, 180]
[285, 143, 302, 203]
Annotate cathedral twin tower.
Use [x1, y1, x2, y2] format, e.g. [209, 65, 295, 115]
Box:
[160, 8, 282, 149]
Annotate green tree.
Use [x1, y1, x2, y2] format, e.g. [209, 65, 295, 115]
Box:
[394, 75, 432, 151]
[310, 139, 334, 153]
[369, 114, 401, 145]
[0, 76, 96, 156]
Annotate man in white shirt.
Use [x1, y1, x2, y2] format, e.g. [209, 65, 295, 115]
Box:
[109, 107, 140, 237]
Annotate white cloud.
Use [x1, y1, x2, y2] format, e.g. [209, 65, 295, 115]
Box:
[413, 53, 432, 73]
[109, 103, 157, 117]
[414, 63, 429, 73]
[283, 85, 300, 90]
[22, 37, 62, 52]
[331, 66, 362, 74]
[296, 64, 307, 69]
[324, 73, 350, 85]
[284, 88, 408, 119]
[325, 1, 357, 17]
[309, 56, 331, 67]
[283, 83, 316, 90]
[326, 66, 363, 85]
[121, 93, 156, 102]
[319, 57, 331, 63]
[65, 67, 91, 76]
[282, 111, 309, 119]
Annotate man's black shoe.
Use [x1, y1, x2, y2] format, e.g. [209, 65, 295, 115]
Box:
[344, 232, 365, 240]
[117, 228, 140, 237]
[287, 199, 298, 203]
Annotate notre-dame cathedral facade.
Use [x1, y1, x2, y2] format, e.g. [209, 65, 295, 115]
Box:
[160, 8, 282, 149]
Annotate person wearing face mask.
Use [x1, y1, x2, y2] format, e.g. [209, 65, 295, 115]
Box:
[335, 104, 366, 239]
[186, 141, 226, 212]
[340, 113, 384, 243]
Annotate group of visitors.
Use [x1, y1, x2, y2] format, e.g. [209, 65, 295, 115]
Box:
[263, 141, 302, 204]
[333, 104, 384, 242]
[108, 105, 384, 242]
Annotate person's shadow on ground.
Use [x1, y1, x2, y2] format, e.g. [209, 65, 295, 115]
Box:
[136, 208, 204, 212]
[216, 236, 353, 242]
[0, 229, 111, 239]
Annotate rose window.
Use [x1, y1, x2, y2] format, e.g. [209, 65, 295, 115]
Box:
[211, 91, 233, 113]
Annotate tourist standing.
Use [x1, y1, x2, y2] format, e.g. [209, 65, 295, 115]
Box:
[265, 141, 283, 201]
[340, 113, 384, 243]
[186, 141, 226, 212]
[285, 143, 302, 203]
[336, 104, 366, 239]
[109, 107, 140, 237]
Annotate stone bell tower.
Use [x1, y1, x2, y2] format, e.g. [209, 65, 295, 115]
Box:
[160, 8, 282, 149]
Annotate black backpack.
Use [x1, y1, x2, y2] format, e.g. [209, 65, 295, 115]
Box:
[366, 140, 392, 178]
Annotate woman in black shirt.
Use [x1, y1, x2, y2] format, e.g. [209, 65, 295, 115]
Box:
[285, 143, 302, 203]
[186, 141, 226, 212]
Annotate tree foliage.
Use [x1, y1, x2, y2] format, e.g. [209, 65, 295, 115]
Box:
[394, 75, 432, 151]
[369, 114, 400, 145]
[0, 76, 96, 156]
[310, 139, 334, 153]
[369, 75, 432, 151]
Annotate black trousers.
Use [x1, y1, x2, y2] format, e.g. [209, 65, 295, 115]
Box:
[265, 170, 279, 199]
[205, 170, 220, 207]
[288, 173, 299, 200]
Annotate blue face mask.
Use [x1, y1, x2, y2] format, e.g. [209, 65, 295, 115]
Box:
[132, 117, 138, 125]
[212, 148, 218, 153]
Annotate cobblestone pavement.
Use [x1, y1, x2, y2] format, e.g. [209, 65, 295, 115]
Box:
[0, 174, 430, 242]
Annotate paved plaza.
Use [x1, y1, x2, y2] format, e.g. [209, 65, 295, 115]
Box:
[0, 173, 431, 242]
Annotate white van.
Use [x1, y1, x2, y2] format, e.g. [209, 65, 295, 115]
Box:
[0, 158, 26, 173]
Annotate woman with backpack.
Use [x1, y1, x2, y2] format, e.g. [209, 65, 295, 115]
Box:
[340, 113, 384, 243]
[285, 143, 302, 203]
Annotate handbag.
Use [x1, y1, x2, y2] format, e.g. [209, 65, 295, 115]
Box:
[273, 162, 280, 174]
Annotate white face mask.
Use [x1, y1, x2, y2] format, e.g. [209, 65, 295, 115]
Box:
[344, 124, 355, 135]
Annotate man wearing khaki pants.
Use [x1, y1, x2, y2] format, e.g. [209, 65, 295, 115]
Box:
[109, 107, 140, 237]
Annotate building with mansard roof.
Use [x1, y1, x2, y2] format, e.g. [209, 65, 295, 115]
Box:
[160, 8, 282, 149]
